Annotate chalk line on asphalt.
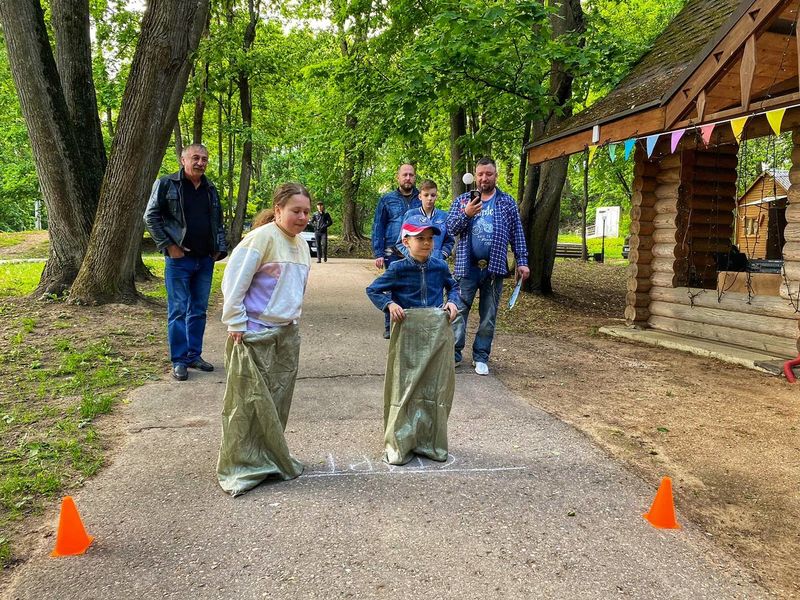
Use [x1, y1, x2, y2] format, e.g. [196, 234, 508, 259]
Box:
[301, 452, 527, 478]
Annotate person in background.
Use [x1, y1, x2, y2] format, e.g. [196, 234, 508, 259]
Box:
[143, 143, 227, 382]
[310, 201, 333, 263]
[371, 163, 421, 338]
[446, 157, 529, 376]
[396, 179, 454, 261]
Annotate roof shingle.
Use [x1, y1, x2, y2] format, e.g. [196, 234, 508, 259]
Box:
[543, 0, 746, 141]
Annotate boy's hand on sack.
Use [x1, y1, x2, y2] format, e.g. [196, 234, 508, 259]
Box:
[387, 302, 406, 322]
[445, 302, 458, 322]
[229, 332, 244, 344]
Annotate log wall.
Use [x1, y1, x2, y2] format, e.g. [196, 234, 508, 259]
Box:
[624, 141, 800, 357]
[682, 145, 737, 289]
[780, 130, 800, 352]
[624, 144, 658, 325]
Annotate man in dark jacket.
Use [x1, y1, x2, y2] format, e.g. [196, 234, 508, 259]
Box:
[310, 201, 333, 263]
[143, 143, 228, 381]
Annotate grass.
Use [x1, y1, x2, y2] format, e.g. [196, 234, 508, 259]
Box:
[0, 259, 226, 300]
[140, 258, 226, 300]
[0, 233, 26, 249]
[0, 257, 229, 568]
[558, 234, 626, 260]
[0, 263, 44, 297]
[0, 303, 165, 569]
[0, 231, 50, 260]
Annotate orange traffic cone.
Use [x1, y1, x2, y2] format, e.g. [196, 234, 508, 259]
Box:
[51, 496, 93, 557]
[643, 476, 681, 529]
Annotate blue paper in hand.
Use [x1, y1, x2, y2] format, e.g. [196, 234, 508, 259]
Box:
[507, 278, 523, 310]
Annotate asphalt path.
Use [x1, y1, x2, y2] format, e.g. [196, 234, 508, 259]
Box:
[4, 259, 768, 599]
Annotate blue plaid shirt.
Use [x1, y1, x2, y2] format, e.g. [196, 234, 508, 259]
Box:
[446, 187, 528, 278]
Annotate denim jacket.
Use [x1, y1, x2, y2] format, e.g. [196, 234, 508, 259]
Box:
[366, 256, 460, 312]
[395, 207, 455, 260]
[143, 169, 228, 260]
[371, 188, 420, 258]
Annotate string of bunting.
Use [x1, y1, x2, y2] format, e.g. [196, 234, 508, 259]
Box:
[586, 103, 796, 166]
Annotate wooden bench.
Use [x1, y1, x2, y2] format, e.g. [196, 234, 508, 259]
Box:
[555, 243, 584, 259]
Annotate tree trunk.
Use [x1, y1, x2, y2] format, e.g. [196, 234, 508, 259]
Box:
[94, 43, 116, 139]
[449, 106, 467, 200]
[51, 0, 106, 212]
[226, 87, 235, 223]
[0, 0, 96, 296]
[193, 61, 209, 143]
[69, 0, 209, 304]
[527, 157, 569, 294]
[519, 0, 585, 294]
[217, 100, 225, 213]
[342, 114, 364, 242]
[173, 120, 183, 160]
[581, 152, 588, 260]
[228, 0, 259, 248]
[517, 118, 532, 202]
[105, 106, 115, 139]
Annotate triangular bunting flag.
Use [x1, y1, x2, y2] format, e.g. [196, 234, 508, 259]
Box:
[623, 139, 636, 160]
[700, 124, 715, 145]
[646, 134, 659, 158]
[609, 144, 617, 162]
[731, 117, 748, 143]
[588, 145, 597, 165]
[670, 129, 685, 154]
[767, 108, 786, 136]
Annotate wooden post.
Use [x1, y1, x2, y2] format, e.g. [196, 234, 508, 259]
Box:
[782, 129, 800, 351]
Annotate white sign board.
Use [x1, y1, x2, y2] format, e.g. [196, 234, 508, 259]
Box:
[588, 206, 620, 238]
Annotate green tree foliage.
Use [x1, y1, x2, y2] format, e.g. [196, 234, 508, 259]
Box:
[0, 33, 38, 231]
[562, 0, 686, 236]
[4, 0, 787, 257]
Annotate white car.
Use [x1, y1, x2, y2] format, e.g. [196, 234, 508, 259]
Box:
[299, 223, 317, 257]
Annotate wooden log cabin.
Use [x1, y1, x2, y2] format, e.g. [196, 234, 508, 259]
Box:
[528, 0, 800, 358]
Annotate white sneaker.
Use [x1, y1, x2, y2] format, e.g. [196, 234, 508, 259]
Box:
[474, 361, 489, 376]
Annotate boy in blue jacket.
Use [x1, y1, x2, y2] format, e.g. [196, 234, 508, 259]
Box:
[395, 179, 454, 261]
[366, 214, 460, 464]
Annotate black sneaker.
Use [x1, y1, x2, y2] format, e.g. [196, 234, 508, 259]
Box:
[383, 329, 391, 339]
[172, 364, 188, 381]
[188, 358, 214, 372]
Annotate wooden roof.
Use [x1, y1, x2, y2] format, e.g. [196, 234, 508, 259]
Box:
[738, 168, 790, 202]
[529, 0, 800, 164]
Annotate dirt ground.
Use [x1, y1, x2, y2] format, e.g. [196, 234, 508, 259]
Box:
[1, 254, 798, 597]
[492, 260, 799, 599]
[0, 232, 49, 259]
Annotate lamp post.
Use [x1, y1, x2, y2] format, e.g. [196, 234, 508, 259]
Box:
[600, 215, 606, 263]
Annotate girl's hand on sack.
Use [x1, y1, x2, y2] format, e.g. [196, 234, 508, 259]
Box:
[444, 302, 458, 322]
[229, 332, 244, 344]
[388, 302, 405, 322]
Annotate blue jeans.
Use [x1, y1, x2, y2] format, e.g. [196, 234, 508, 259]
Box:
[165, 255, 214, 365]
[453, 265, 504, 364]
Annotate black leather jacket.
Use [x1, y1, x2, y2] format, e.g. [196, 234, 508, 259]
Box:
[143, 170, 228, 260]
